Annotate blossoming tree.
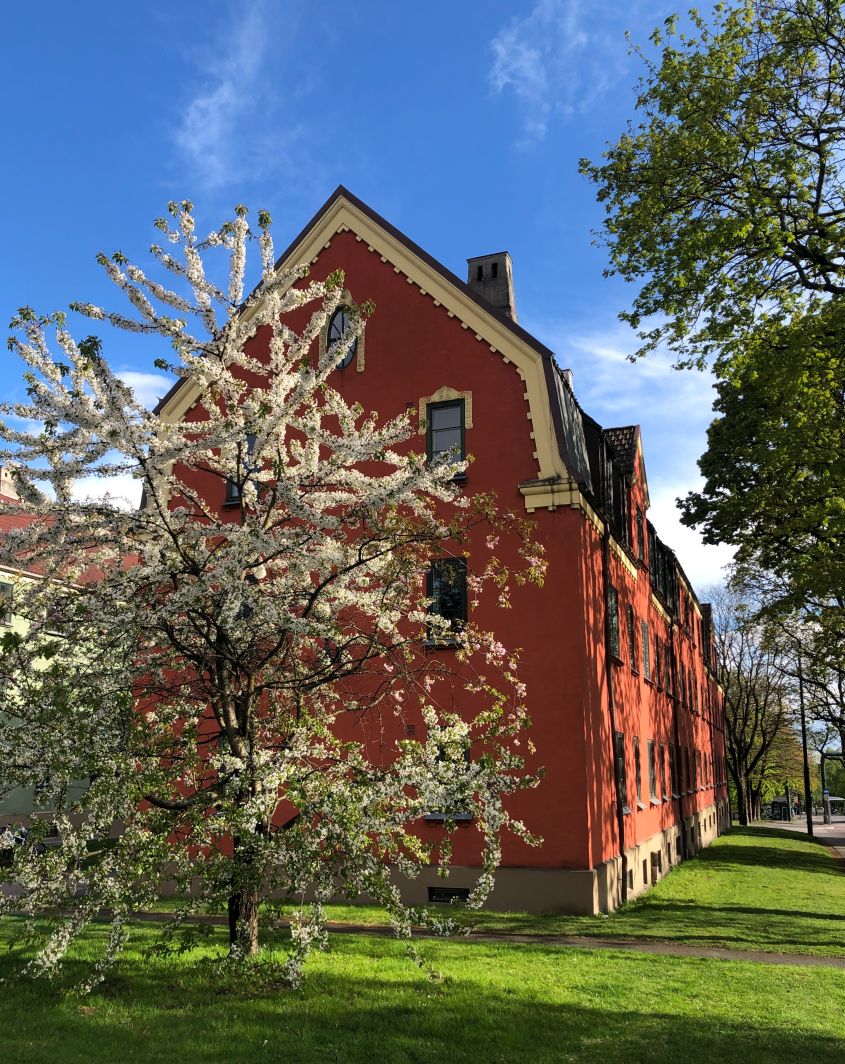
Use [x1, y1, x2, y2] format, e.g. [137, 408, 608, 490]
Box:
[0, 203, 544, 987]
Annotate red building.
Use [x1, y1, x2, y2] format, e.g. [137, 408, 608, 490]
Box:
[156, 188, 729, 914]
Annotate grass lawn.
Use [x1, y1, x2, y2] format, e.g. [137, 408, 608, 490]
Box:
[1, 922, 844, 1064]
[2, 827, 845, 1062]
[148, 826, 845, 958]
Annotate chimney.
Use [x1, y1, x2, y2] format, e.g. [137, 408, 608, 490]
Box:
[466, 252, 518, 322]
[0, 467, 18, 501]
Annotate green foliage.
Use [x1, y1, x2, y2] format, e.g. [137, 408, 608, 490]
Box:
[583, 0, 845, 637]
[581, 0, 845, 368]
[681, 301, 845, 615]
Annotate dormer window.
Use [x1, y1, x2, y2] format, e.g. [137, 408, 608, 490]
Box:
[327, 307, 357, 370]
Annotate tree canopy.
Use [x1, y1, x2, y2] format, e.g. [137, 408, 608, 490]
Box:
[581, 0, 845, 368]
[0, 202, 544, 989]
[583, 0, 845, 641]
[680, 299, 845, 615]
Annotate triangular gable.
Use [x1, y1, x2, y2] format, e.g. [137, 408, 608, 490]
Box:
[155, 187, 572, 486]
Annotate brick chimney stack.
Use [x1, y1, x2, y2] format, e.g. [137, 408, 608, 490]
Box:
[0, 467, 19, 501]
[466, 252, 518, 323]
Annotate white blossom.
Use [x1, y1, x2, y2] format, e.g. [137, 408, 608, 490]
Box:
[0, 202, 545, 990]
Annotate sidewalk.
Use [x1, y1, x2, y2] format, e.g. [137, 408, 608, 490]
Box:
[756, 814, 845, 860]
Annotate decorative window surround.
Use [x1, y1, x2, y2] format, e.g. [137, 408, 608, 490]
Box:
[418, 386, 473, 434]
[318, 290, 366, 373]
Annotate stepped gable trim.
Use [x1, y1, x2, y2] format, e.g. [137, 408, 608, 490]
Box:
[154, 186, 575, 488]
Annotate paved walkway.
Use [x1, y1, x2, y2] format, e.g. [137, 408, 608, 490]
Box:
[758, 814, 845, 861]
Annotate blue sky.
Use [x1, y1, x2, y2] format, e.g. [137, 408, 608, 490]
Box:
[0, 0, 733, 588]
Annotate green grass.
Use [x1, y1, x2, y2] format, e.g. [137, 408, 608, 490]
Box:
[3, 826, 845, 1062]
[152, 826, 845, 958]
[1, 922, 844, 1064]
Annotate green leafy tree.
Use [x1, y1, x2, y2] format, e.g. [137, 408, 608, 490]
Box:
[581, 0, 845, 369]
[680, 303, 845, 618]
[582, 0, 845, 635]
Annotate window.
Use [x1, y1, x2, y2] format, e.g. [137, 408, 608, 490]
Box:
[614, 731, 629, 813]
[664, 644, 673, 695]
[427, 558, 467, 643]
[647, 740, 657, 801]
[429, 886, 470, 903]
[607, 585, 620, 659]
[641, 620, 651, 680]
[427, 400, 465, 470]
[327, 307, 357, 369]
[44, 602, 68, 637]
[633, 735, 643, 806]
[0, 582, 12, 626]
[636, 507, 645, 562]
[225, 432, 257, 504]
[626, 605, 637, 670]
[424, 737, 473, 821]
[685, 748, 691, 793]
[654, 634, 662, 690]
[659, 742, 668, 799]
[669, 743, 678, 796]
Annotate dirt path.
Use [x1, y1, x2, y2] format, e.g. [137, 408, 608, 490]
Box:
[116, 910, 845, 969]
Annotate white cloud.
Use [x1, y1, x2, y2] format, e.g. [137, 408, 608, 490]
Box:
[116, 370, 173, 410]
[489, 0, 617, 143]
[70, 474, 142, 511]
[174, 2, 266, 189]
[173, 1, 310, 191]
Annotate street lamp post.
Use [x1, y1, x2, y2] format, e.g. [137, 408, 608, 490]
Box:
[821, 755, 832, 825]
[798, 654, 814, 838]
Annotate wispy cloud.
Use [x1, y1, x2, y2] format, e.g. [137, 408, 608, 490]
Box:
[173, 1, 310, 192]
[489, 0, 662, 144]
[116, 370, 172, 410]
[529, 314, 733, 588]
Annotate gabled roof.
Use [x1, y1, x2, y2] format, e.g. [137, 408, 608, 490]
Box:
[153, 185, 586, 488]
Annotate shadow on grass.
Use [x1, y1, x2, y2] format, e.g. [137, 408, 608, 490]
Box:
[606, 900, 845, 952]
[0, 939, 842, 1064]
[694, 833, 843, 878]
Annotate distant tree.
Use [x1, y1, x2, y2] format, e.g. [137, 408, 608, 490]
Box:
[709, 585, 792, 823]
[0, 202, 544, 990]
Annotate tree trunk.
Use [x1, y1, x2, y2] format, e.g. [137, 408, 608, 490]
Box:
[228, 835, 261, 956]
[228, 887, 260, 955]
[736, 776, 749, 826]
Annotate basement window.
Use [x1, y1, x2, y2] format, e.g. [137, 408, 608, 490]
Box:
[428, 886, 471, 904]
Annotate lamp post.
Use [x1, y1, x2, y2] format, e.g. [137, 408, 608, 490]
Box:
[821, 755, 832, 825]
[797, 654, 814, 838]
